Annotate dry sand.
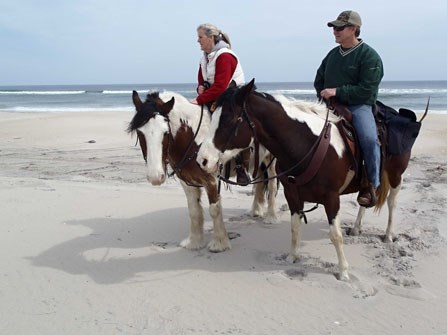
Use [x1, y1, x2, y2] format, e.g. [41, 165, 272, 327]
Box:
[0, 110, 446, 334]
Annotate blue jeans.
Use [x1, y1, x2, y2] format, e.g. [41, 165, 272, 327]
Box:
[349, 104, 380, 188]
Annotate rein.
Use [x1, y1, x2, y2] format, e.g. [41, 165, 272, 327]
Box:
[167, 105, 205, 183]
[165, 105, 206, 188]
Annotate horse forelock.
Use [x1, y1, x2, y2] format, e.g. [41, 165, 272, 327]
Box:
[128, 92, 165, 133]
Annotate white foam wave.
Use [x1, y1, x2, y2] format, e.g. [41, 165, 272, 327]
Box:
[2, 106, 134, 113]
[102, 90, 131, 94]
[379, 88, 447, 94]
[267, 89, 315, 95]
[265, 88, 447, 95]
[0, 90, 86, 95]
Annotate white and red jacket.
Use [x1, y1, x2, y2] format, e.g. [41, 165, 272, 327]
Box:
[197, 46, 244, 105]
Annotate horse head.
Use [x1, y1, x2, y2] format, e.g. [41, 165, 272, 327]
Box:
[197, 79, 257, 174]
[128, 90, 175, 185]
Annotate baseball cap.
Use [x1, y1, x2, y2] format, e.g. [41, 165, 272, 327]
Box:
[327, 10, 362, 27]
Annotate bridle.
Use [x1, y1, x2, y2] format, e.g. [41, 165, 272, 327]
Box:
[216, 99, 263, 186]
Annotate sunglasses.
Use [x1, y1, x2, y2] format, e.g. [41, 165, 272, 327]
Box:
[333, 25, 352, 32]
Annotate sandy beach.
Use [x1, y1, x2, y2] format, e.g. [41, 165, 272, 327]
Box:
[1, 110, 446, 334]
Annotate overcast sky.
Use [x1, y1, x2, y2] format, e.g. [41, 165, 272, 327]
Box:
[1, 0, 446, 86]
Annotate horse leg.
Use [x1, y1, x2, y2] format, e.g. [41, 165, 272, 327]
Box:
[384, 183, 401, 243]
[282, 184, 303, 262]
[285, 212, 304, 263]
[179, 181, 205, 250]
[251, 181, 265, 218]
[326, 195, 350, 281]
[265, 160, 279, 224]
[205, 181, 231, 252]
[350, 206, 366, 236]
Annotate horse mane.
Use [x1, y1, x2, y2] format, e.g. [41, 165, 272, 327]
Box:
[215, 85, 341, 125]
[215, 84, 283, 110]
[215, 85, 239, 109]
[274, 94, 341, 123]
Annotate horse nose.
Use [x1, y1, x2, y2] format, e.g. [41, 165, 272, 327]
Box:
[147, 172, 166, 186]
[201, 158, 208, 168]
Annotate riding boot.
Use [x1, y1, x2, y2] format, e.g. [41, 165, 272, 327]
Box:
[235, 150, 251, 186]
[357, 182, 377, 208]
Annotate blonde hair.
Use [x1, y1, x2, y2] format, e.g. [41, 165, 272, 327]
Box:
[197, 23, 231, 48]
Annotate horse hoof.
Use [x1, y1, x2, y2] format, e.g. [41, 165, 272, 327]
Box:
[180, 237, 204, 250]
[264, 213, 279, 225]
[338, 271, 350, 281]
[250, 208, 264, 217]
[349, 227, 361, 236]
[286, 254, 298, 264]
[207, 239, 231, 253]
[383, 235, 393, 243]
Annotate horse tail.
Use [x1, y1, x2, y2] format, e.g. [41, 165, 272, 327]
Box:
[374, 169, 390, 212]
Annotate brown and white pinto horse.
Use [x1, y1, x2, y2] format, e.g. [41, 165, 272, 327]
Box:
[128, 90, 278, 252]
[197, 79, 420, 280]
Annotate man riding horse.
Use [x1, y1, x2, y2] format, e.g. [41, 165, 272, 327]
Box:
[315, 10, 382, 208]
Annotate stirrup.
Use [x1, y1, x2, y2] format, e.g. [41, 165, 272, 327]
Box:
[357, 185, 377, 208]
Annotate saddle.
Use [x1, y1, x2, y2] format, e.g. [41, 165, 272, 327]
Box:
[328, 99, 422, 187]
[328, 100, 386, 190]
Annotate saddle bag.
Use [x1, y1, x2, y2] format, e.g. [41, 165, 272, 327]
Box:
[376, 101, 422, 155]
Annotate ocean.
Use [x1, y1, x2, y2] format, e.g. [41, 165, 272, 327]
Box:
[0, 81, 446, 114]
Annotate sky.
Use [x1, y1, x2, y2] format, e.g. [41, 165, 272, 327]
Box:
[1, 0, 446, 86]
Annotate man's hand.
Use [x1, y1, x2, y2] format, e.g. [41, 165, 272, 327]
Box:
[320, 88, 336, 100]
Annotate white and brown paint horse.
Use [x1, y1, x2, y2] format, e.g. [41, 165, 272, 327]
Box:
[128, 90, 278, 252]
[197, 79, 423, 280]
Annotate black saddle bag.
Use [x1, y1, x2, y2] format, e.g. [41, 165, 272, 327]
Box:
[376, 101, 422, 155]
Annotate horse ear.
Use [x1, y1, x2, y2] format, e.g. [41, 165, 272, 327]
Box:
[236, 78, 256, 104]
[247, 78, 256, 91]
[161, 97, 175, 115]
[132, 90, 143, 111]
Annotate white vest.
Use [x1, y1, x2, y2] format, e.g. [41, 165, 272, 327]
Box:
[200, 48, 245, 86]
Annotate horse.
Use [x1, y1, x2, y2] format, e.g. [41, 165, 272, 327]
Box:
[197, 79, 424, 280]
[127, 90, 278, 253]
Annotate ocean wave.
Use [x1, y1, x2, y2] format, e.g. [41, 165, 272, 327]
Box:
[0, 90, 86, 95]
[266, 89, 315, 94]
[2, 105, 446, 115]
[1, 106, 134, 113]
[2, 88, 443, 96]
[262, 88, 447, 95]
[0, 89, 196, 96]
[379, 88, 447, 95]
[102, 90, 131, 94]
